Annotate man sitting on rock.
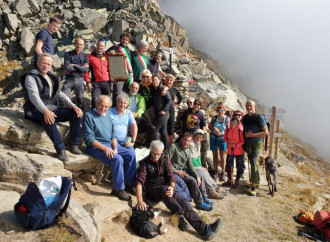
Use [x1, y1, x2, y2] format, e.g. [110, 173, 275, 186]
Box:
[62, 37, 89, 110]
[83, 95, 136, 201]
[127, 82, 146, 120]
[136, 140, 222, 241]
[165, 132, 213, 211]
[107, 93, 137, 152]
[21, 53, 83, 162]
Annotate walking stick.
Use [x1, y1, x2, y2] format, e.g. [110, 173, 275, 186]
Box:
[231, 145, 234, 188]
[247, 138, 251, 187]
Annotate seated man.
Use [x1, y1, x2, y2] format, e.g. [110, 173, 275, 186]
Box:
[21, 53, 83, 162]
[127, 82, 146, 120]
[190, 129, 223, 199]
[62, 37, 89, 110]
[82, 95, 136, 201]
[108, 93, 137, 151]
[165, 132, 213, 211]
[136, 140, 222, 241]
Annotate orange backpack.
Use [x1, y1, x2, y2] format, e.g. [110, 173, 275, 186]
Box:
[297, 209, 314, 224]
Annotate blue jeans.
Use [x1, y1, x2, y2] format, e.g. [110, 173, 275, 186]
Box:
[25, 108, 81, 152]
[86, 143, 136, 190]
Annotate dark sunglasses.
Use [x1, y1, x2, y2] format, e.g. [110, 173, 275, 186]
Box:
[142, 76, 150, 78]
[234, 114, 242, 117]
[187, 102, 193, 104]
[194, 103, 201, 106]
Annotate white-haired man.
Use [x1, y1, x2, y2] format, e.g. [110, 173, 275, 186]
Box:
[131, 40, 150, 83]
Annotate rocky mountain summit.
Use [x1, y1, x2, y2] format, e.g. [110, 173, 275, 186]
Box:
[0, 0, 329, 241]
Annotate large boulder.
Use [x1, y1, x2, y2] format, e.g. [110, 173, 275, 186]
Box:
[14, 0, 33, 17]
[3, 13, 21, 33]
[27, 0, 40, 14]
[0, 145, 71, 186]
[20, 27, 35, 56]
[0, 108, 69, 151]
[73, 9, 108, 32]
[112, 19, 129, 41]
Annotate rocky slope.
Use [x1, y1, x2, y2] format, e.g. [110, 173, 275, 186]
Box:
[0, 0, 329, 241]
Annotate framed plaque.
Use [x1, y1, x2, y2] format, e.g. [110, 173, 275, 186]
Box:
[108, 54, 129, 81]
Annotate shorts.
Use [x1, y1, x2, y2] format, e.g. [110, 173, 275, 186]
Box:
[210, 134, 227, 151]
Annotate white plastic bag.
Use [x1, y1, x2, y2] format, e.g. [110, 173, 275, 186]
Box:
[38, 176, 62, 208]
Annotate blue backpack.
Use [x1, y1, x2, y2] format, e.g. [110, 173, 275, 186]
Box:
[14, 177, 74, 230]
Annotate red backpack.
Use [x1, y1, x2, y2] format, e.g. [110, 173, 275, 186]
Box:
[313, 210, 330, 241]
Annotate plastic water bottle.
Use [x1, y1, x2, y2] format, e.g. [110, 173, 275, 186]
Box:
[38, 176, 62, 208]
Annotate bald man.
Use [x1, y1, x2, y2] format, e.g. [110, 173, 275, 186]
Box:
[62, 37, 89, 109]
[242, 100, 269, 196]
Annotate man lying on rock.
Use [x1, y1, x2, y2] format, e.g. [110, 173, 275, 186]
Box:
[82, 95, 136, 201]
[21, 53, 83, 162]
[136, 140, 222, 241]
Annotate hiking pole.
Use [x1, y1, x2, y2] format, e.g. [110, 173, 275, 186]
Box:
[297, 230, 322, 241]
[231, 145, 234, 188]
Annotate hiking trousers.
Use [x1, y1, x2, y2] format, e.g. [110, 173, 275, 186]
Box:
[195, 167, 217, 195]
[245, 141, 263, 185]
[225, 154, 245, 181]
[182, 175, 203, 205]
[91, 81, 111, 108]
[25, 107, 81, 152]
[86, 143, 136, 190]
[62, 77, 85, 110]
[146, 185, 207, 235]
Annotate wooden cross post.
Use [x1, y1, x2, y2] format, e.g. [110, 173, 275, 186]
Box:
[274, 120, 281, 160]
[268, 106, 276, 157]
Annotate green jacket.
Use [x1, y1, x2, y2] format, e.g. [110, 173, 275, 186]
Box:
[128, 93, 146, 118]
[165, 142, 198, 178]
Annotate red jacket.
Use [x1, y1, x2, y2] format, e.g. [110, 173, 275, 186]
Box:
[224, 127, 245, 156]
[84, 51, 110, 83]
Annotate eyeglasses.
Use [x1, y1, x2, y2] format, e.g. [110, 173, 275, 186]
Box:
[194, 103, 201, 106]
[142, 76, 150, 78]
[187, 102, 193, 104]
[234, 114, 241, 117]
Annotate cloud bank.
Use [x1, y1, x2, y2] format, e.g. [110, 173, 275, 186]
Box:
[159, 0, 330, 161]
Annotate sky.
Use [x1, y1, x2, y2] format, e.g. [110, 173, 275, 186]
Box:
[159, 0, 330, 161]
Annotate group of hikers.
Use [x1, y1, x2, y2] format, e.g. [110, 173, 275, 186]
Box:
[20, 16, 270, 240]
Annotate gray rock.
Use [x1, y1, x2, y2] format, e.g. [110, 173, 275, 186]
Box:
[112, 19, 129, 41]
[83, 202, 103, 231]
[3, 13, 21, 33]
[72, 1, 81, 8]
[62, 9, 73, 20]
[194, 62, 206, 75]
[52, 54, 62, 69]
[73, 9, 108, 32]
[45, 0, 55, 3]
[68, 199, 100, 242]
[0, 191, 21, 227]
[27, 0, 40, 14]
[14, 0, 33, 17]
[170, 64, 180, 75]
[0, 146, 71, 186]
[35, 0, 43, 7]
[20, 27, 35, 56]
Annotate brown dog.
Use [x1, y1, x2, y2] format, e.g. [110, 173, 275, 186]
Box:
[265, 156, 278, 197]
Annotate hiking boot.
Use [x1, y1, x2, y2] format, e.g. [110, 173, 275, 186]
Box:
[197, 202, 213, 211]
[178, 216, 190, 231]
[219, 172, 226, 182]
[215, 185, 222, 193]
[125, 186, 136, 195]
[222, 180, 231, 187]
[209, 192, 224, 199]
[203, 218, 223, 241]
[111, 190, 131, 201]
[70, 145, 82, 155]
[57, 150, 69, 162]
[203, 197, 214, 206]
[212, 173, 219, 182]
[233, 179, 240, 189]
[248, 187, 257, 197]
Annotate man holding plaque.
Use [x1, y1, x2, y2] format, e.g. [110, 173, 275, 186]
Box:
[131, 40, 150, 83]
[107, 32, 133, 104]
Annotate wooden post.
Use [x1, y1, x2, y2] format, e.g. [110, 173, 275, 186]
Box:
[274, 120, 281, 160]
[268, 106, 276, 157]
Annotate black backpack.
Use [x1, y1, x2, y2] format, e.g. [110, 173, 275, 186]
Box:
[14, 177, 75, 230]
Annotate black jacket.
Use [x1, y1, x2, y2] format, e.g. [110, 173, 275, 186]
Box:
[152, 84, 172, 114]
